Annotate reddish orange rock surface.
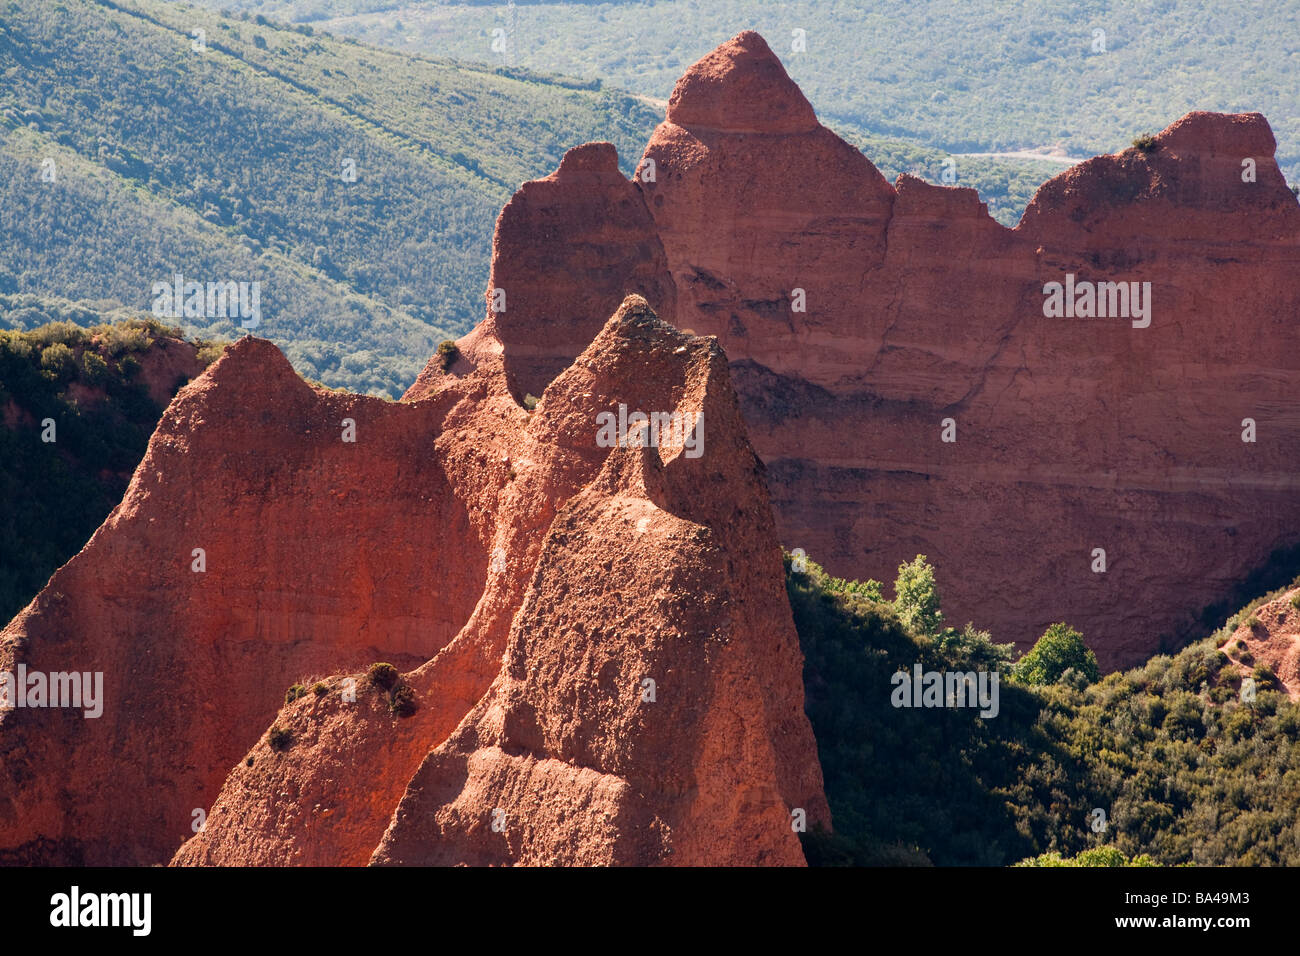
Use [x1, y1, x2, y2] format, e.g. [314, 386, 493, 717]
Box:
[423, 142, 676, 406]
[1, 297, 827, 866]
[1220, 590, 1300, 701]
[439, 30, 1300, 669]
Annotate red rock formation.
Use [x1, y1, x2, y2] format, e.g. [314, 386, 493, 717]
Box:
[1, 297, 827, 866]
[0, 338, 485, 864]
[419, 142, 676, 405]
[372, 303, 824, 866]
[1220, 590, 1300, 701]
[439, 30, 1300, 669]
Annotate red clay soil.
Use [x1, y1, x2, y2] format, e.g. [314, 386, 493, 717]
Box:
[1221, 589, 1300, 700]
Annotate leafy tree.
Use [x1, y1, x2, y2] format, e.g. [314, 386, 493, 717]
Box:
[81, 351, 110, 385]
[893, 554, 943, 636]
[936, 622, 1017, 670]
[39, 342, 76, 380]
[1014, 622, 1100, 686]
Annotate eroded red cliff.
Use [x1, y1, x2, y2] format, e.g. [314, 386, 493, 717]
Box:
[440, 30, 1300, 669]
[1, 295, 827, 866]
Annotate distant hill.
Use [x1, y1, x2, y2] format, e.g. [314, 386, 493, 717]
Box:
[0, 0, 662, 394]
[218, 0, 1300, 190]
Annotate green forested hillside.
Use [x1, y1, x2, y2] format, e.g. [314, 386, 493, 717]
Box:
[220, 0, 1300, 189]
[792, 554, 1300, 867]
[0, 0, 661, 394]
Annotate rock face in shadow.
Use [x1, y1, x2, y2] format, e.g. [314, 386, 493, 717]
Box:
[432, 29, 1300, 669]
[0, 297, 827, 866]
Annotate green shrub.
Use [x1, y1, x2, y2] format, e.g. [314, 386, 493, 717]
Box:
[436, 340, 459, 371]
[1016, 846, 1156, 867]
[268, 726, 293, 751]
[1014, 622, 1100, 686]
[196, 342, 226, 367]
[80, 350, 110, 385]
[39, 342, 76, 379]
[285, 683, 307, 704]
[367, 662, 399, 690]
[30, 321, 86, 349]
[313, 682, 329, 696]
[1132, 134, 1159, 152]
[893, 554, 944, 636]
[388, 683, 417, 717]
[1253, 664, 1279, 690]
[96, 322, 152, 357]
[523, 393, 539, 410]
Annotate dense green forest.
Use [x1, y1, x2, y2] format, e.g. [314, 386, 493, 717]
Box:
[792, 553, 1300, 867]
[0, 0, 661, 394]
[0, 307, 221, 625]
[211, 0, 1300, 189]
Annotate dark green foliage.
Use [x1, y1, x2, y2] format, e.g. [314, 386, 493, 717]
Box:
[312, 681, 329, 697]
[285, 683, 307, 704]
[388, 683, 417, 717]
[788, 553, 1043, 866]
[1014, 622, 1100, 686]
[39, 342, 76, 380]
[0, 310, 218, 626]
[268, 726, 293, 752]
[791, 552, 1300, 866]
[80, 351, 109, 385]
[1132, 134, 1160, 152]
[367, 662, 398, 690]
[1252, 664, 1279, 691]
[436, 340, 459, 371]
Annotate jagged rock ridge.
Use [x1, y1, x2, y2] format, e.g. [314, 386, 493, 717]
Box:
[0, 296, 827, 866]
[432, 30, 1300, 669]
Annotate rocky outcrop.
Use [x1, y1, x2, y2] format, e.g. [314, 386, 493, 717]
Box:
[1, 297, 827, 866]
[371, 303, 824, 866]
[414, 143, 677, 405]
[1221, 590, 1300, 700]
[436, 30, 1300, 669]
